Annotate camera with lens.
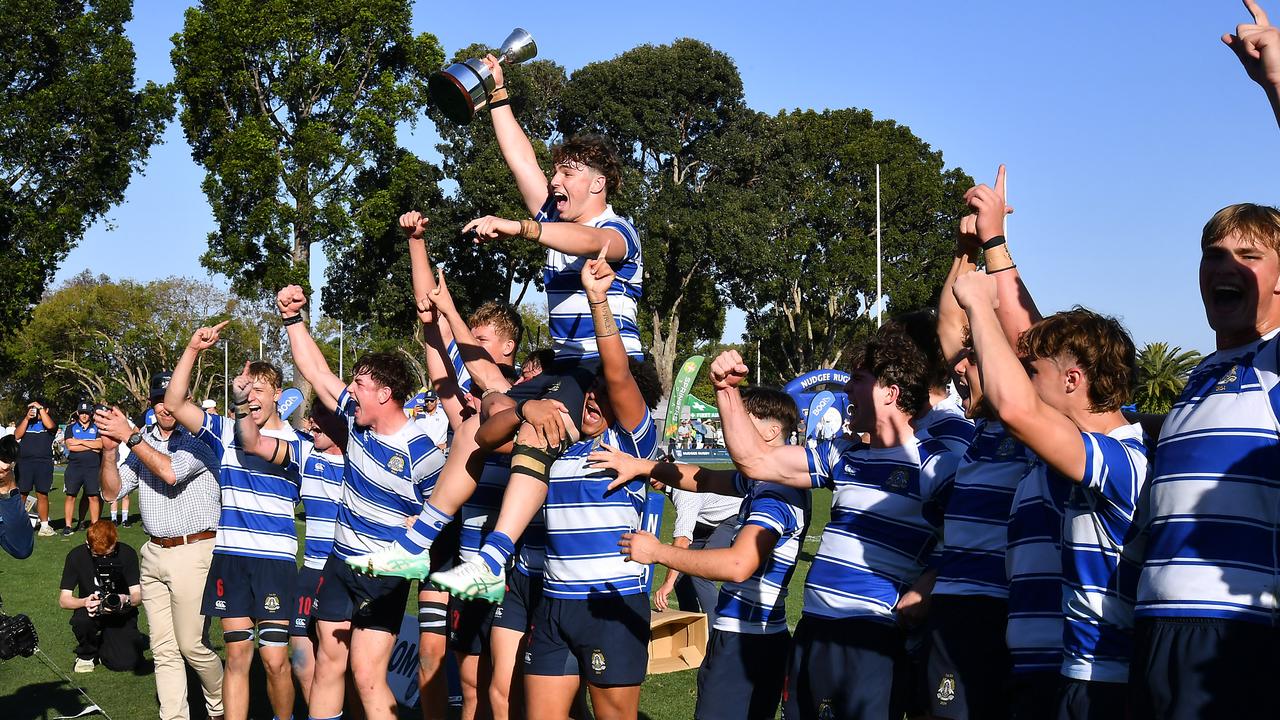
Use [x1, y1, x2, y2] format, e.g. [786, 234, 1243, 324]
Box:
[0, 606, 37, 659]
[92, 549, 126, 615]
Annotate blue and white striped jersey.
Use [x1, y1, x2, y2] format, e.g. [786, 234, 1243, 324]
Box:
[1139, 332, 1280, 623]
[331, 389, 445, 559]
[915, 395, 976, 456]
[299, 445, 345, 570]
[542, 409, 658, 599]
[197, 413, 301, 562]
[1061, 423, 1148, 683]
[933, 420, 1034, 598]
[803, 437, 959, 623]
[713, 473, 810, 635]
[535, 200, 643, 360]
[459, 454, 508, 563]
[1005, 457, 1071, 675]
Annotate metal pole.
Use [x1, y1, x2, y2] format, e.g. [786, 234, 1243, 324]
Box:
[339, 320, 344, 380]
[223, 340, 228, 414]
[756, 339, 761, 385]
[258, 337, 263, 360]
[876, 164, 882, 328]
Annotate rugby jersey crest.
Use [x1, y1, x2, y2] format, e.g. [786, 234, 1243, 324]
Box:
[713, 472, 810, 634]
[803, 436, 958, 622]
[299, 444, 345, 570]
[535, 199, 643, 360]
[1138, 332, 1280, 623]
[331, 389, 445, 559]
[197, 413, 302, 562]
[541, 408, 658, 599]
[933, 420, 1034, 598]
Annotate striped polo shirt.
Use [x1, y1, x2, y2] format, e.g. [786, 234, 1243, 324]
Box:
[541, 408, 658, 599]
[1006, 457, 1071, 675]
[331, 389, 444, 559]
[197, 413, 302, 562]
[713, 472, 810, 635]
[803, 436, 959, 623]
[1061, 423, 1148, 682]
[535, 199, 643, 360]
[1138, 332, 1280, 623]
[933, 420, 1034, 598]
[916, 395, 977, 456]
[299, 444, 345, 570]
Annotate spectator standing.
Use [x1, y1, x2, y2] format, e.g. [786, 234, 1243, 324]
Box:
[15, 398, 56, 536]
[62, 401, 104, 535]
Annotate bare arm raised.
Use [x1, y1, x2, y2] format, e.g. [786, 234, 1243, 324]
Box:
[1225, 0, 1280, 127]
[712, 351, 812, 488]
[483, 55, 549, 215]
[277, 286, 346, 411]
[167, 321, 229, 434]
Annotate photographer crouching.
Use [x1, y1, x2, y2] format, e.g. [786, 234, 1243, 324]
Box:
[58, 519, 145, 672]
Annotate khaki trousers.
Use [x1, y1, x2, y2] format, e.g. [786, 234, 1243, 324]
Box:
[141, 537, 225, 720]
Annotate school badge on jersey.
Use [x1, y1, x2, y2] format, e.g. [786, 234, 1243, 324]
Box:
[1213, 363, 1242, 393]
[936, 673, 956, 704]
[885, 468, 910, 491]
[388, 455, 405, 474]
[590, 649, 607, 674]
[264, 593, 281, 613]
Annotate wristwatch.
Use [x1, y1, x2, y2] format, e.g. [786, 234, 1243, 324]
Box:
[126, 432, 144, 449]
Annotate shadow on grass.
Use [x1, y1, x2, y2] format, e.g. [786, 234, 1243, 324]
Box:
[0, 680, 92, 720]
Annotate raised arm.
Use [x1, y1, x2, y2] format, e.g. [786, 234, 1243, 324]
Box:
[588, 443, 743, 496]
[1225, 0, 1280, 128]
[168, 321, 229, 434]
[230, 362, 291, 466]
[938, 215, 981, 362]
[953, 272, 1088, 481]
[95, 407, 181, 487]
[465, 215, 629, 262]
[711, 351, 812, 487]
[582, 244, 646, 430]
[277, 286, 346, 410]
[430, 272, 512, 395]
[482, 55, 550, 214]
[965, 166, 1041, 346]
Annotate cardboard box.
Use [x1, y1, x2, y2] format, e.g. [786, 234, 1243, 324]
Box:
[647, 610, 708, 674]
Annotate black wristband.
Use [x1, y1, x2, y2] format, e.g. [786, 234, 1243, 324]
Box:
[514, 399, 528, 423]
[489, 98, 511, 110]
[281, 314, 304, 326]
[981, 235, 1007, 250]
[988, 264, 1018, 274]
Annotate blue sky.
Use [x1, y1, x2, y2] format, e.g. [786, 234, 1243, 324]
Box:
[57, 1, 1279, 356]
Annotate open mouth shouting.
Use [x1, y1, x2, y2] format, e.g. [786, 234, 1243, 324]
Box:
[551, 189, 568, 214]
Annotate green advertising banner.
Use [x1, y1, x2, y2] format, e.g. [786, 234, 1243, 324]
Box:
[664, 355, 704, 440]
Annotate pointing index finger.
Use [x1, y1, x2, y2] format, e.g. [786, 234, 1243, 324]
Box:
[212, 319, 231, 333]
[597, 238, 610, 262]
[994, 164, 1007, 201]
[1246, 0, 1271, 26]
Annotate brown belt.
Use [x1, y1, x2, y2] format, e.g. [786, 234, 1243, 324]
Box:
[149, 530, 216, 548]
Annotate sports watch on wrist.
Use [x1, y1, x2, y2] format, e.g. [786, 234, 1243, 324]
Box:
[126, 432, 144, 449]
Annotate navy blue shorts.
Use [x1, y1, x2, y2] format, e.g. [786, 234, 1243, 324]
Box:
[312, 553, 410, 634]
[201, 553, 296, 622]
[63, 464, 101, 496]
[1131, 616, 1280, 719]
[525, 593, 650, 686]
[290, 565, 324, 637]
[1056, 678, 1127, 720]
[503, 358, 601, 430]
[449, 595, 495, 656]
[493, 568, 541, 634]
[928, 594, 1011, 719]
[17, 461, 53, 494]
[696, 629, 790, 720]
[1011, 671, 1063, 720]
[782, 616, 907, 720]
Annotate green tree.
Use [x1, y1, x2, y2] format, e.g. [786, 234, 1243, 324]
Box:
[1, 273, 265, 419]
[556, 38, 748, 393]
[728, 109, 972, 383]
[170, 0, 444, 302]
[0, 0, 173, 365]
[1135, 341, 1202, 414]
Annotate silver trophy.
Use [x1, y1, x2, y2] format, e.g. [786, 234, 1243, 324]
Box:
[429, 28, 538, 125]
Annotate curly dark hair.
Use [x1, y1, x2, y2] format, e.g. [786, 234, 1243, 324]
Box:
[886, 309, 948, 393]
[628, 354, 662, 410]
[1017, 307, 1136, 413]
[853, 326, 932, 416]
[551, 133, 623, 196]
[351, 352, 416, 405]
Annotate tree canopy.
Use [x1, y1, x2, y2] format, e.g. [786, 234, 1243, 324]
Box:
[1135, 341, 1202, 414]
[0, 0, 172, 367]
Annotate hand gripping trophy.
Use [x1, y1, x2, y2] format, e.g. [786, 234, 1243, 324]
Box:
[428, 28, 537, 124]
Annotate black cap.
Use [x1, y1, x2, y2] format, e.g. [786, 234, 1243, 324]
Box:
[149, 372, 173, 402]
[424, 389, 438, 400]
[76, 400, 93, 414]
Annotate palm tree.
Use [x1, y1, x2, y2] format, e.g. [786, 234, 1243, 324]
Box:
[1135, 342, 1203, 413]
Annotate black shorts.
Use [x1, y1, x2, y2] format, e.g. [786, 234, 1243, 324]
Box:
[525, 592, 650, 686]
[449, 595, 495, 656]
[313, 553, 410, 634]
[290, 565, 324, 637]
[1131, 616, 1280, 719]
[928, 594, 1011, 719]
[782, 616, 907, 720]
[696, 629, 790, 720]
[63, 464, 101, 497]
[503, 358, 602, 430]
[493, 568, 541, 634]
[429, 518, 461, 574]
[1011, 671, 1063, 720]
[17, 460, 53, 494]
[201, 553, 296, 622]
[1057, 678, 1127, 720]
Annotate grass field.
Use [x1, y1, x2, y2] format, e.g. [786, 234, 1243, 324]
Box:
[0, 466, 830, 720]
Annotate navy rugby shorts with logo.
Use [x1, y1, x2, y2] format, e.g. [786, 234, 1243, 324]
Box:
[782, 615, 907, 720]
[525, 592, 649, 686]
[312, 553, 410, 634]
[493, 568, 542, 634]
[201, 553, 297, 622]
[290, 565, 325, 637]
[695, 629, 790, 720]
[927, 594, 1011, 719]
[449, 596, 496, 656]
